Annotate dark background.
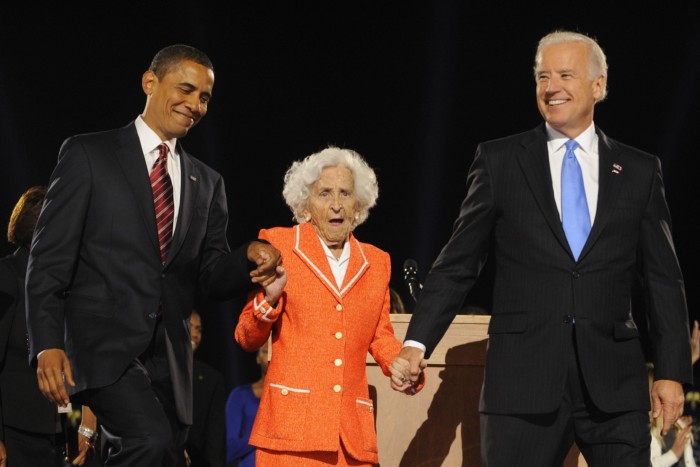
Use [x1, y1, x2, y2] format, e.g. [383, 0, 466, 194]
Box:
[1, 2, 698, 391]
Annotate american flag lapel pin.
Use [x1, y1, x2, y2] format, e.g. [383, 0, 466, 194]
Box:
[189, 175, 198, 182]
[612, 163, 622, 174]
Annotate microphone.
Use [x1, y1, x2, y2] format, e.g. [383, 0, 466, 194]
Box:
[403, 258, 422, 302]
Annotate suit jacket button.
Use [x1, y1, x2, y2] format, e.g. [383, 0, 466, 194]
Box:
[336, 304, 343, 311]
[334, 358, 343, 366]
[333, 385, 342, 393]
[563, 314, 572, 324]
[571, 271, 581, 279]
[335, 332, 343, 339]
[281, 388, 289, 396]
[148, 312, 158, 319]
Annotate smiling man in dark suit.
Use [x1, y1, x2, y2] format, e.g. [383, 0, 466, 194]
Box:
[25, 44, 282, 467]
[391, 30, 692, 466]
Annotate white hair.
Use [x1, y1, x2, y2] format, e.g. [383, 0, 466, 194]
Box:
[282, 146, 379, 227]
[534, 30, 608, 102]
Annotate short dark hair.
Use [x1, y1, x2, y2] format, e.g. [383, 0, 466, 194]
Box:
[149, 44, 214, 80]
[7, 186, 47, 248]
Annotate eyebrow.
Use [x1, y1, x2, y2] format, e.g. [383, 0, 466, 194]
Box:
[178, 81, 213, 99]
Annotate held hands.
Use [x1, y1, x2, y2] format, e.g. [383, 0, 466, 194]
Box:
[248, 241, 282, 287]
[262, 265, 287, 306]
[389, 347, 427, 395]
[36, 348, 74, 407]
[652, 379, 686, 436]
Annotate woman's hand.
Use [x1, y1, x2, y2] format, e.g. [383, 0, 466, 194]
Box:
[263, 266, 287, 305]
[670, 416, 694, 459]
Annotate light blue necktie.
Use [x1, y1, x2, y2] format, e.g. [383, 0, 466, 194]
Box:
[561, 139, 591, 260]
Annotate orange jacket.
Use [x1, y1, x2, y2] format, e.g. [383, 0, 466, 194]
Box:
[235, 223, 402, 463]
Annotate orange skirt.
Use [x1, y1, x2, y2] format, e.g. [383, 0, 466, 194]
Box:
[256, 444, 374, 467]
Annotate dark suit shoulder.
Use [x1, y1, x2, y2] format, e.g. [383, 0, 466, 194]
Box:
[478, 125, 545, 150]
[597, 130, 657, 160]
[61, 124, 130, 148]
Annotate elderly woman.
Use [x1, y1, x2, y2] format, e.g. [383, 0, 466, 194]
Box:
[235, 146, 423, 466]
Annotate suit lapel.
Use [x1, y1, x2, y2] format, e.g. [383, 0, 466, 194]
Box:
[165, 144, 200, 267]
[293, 224, 369, 300]
[114, 124, 161, 257]
[517, 125, 572, 255]
[338, 235, 370, 295]
[578, 128, 623, 259]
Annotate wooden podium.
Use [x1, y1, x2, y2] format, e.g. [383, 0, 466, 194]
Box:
[366, 314, 489, 466]
[366, 314, 586, 467]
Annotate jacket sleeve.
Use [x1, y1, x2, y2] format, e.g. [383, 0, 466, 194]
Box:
[368, 252, 425, 391]
[26, 137, 92, 363]
[641, 157, 692, 384]
[234, 229, 287, 351]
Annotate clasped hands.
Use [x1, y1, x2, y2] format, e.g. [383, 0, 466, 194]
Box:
[389, 346, 427, 395]
[652, 378, 687, 437]
[247, 241, 284, 288]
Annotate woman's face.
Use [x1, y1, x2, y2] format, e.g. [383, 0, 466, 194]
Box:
[306, 165, 358, 251]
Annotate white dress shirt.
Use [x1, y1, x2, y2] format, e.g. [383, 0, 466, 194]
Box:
[319, 236, 351, 288]
[546, 121, 599, 225]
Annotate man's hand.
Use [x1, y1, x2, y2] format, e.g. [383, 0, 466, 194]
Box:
[36, 348, 74, 407]
[389, 347, 427, 393]
[0, 440, 7, 466]
[652, 379, 685, 436]
[247, 242, 282, 286]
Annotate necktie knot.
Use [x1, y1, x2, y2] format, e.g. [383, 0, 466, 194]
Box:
[565, 139, 579, 155]
[156, 143, 169, 168]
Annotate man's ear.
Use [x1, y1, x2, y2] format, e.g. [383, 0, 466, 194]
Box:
[592, 75, 605, 102]
[142, 70, 157, 95]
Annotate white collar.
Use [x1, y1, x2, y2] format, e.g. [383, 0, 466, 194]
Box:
[135, 116, 177, 156]
[545, 121, 597, 155]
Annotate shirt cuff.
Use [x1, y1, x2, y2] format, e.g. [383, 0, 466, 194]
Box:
[403, 340, 426, 353]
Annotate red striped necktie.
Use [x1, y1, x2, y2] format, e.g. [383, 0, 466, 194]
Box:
[150, 143, 174, 264]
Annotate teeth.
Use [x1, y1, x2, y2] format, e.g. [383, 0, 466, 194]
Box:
[548, 99, 567, 105]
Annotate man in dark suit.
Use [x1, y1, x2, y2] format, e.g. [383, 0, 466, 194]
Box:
[25, 44, 282, 467]
[390, 30, 692, 466]
[186, 310, 225, 467]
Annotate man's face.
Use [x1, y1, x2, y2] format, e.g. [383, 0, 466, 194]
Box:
[190, 312, 202, 352]
[141, 59, 214, 141]
[535, 42, 604, 138]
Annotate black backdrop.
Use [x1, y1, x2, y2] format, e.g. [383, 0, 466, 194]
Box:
[2, 2, 699, 390]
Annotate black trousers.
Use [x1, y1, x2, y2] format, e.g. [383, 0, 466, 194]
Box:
[2, 425, 64, 467]
[480, 328, 651, 467]
[75, 320, 189, 467]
